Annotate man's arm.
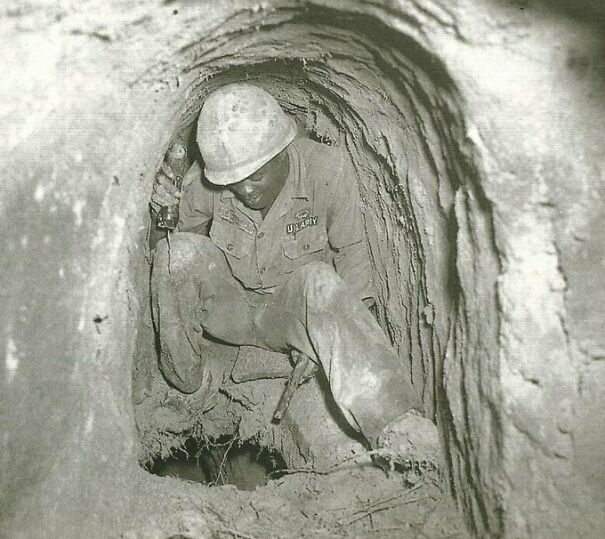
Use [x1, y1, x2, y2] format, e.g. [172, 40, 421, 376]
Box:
[177, 161, 214, 235]
[326, 154, 374, 303]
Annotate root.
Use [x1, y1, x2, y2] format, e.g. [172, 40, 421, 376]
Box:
[207, 435, 239, 487]
[337, 483, 425, 527]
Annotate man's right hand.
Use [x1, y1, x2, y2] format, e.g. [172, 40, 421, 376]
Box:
[150, 162, 181, 214]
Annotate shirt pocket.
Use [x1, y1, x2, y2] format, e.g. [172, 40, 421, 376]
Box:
[281, 228, 329, 273]
[210, 219, 254, 260]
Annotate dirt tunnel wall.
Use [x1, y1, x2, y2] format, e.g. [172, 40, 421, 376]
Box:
[1, 1, 604, 538]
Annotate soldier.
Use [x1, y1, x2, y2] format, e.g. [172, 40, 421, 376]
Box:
[150, 83, 438, 466]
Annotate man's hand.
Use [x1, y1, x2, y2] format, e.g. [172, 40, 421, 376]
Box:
[150, 162, 181, 214]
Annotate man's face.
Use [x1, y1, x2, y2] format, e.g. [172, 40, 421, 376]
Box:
[227, 150, 289, 212]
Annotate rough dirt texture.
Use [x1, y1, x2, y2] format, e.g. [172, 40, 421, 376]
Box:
[1, 0, 604, 538]
[122, 467, 467, 539]
[133, 322, 366, 472]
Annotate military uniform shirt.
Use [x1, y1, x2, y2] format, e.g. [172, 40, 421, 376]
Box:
[178, 138, 373, 301]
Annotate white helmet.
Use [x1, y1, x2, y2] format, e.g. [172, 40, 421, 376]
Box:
[196, 83, 297, 185]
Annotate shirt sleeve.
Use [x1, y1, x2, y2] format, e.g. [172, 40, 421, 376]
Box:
[177, 161, 214, 235]
[326, 152, 374, 302]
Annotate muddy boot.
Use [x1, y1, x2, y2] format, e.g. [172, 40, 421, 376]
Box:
[152, 259, 209, 395]
[156, 312, 209, 395]
[161, 366, 216, 413]
[374, 410, 441, 475]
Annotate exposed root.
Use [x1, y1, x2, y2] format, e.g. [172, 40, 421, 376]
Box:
[207, 435, 239, 487]
[336, 482, 425, 526]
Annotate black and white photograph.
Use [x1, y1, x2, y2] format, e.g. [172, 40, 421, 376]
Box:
[1, 1, 604, 537]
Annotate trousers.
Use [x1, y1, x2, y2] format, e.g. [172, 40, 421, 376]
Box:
[151, 233, 420, 444]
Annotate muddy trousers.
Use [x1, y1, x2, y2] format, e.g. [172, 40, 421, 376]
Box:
[151, 233, 420, 445]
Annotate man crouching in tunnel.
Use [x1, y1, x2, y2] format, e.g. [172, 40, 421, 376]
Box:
[149, 82, 439, 468]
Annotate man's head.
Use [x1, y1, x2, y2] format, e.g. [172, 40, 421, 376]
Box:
[226, 148, 290, 211]
[196, 83, 297, 208]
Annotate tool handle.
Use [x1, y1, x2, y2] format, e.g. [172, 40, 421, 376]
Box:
[157, 137, 189, 230]
[273, 352, 317, 422]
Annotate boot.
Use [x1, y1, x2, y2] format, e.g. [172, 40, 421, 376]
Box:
[157, 321, 208, 395]
[375, 410, 441, 473]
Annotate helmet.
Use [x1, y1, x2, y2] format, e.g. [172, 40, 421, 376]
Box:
[196, 83, 297, 185]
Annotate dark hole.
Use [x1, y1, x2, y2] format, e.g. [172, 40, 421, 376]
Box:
[148, 436, 287, 490]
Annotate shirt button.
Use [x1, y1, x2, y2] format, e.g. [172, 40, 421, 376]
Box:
[303, 243, 310, 251]
[257, 232, 265, 239]
[227, 243, 234, 251]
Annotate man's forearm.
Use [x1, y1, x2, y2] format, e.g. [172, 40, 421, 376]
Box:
[178, 220, 211, 236]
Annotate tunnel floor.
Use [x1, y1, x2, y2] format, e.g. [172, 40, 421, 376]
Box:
[132, 326, 469, 537]
[132, 456, 469, 538]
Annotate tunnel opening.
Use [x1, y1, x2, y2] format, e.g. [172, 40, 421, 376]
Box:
[130, 3, 498, 537]
[148, 436, 288, 490]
